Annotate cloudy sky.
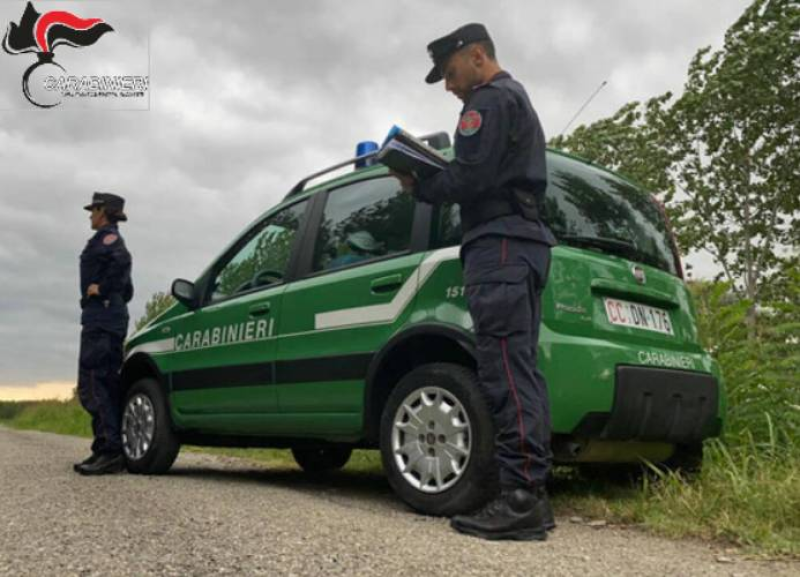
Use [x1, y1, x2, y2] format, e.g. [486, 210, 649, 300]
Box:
[0, 0, 751, 398]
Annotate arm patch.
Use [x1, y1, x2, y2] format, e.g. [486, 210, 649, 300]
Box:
[458, 110, 483, 136]
[455, 108, 492, 162]
[103, 234, 118, 246]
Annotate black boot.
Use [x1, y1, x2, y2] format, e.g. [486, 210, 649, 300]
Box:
[73, 453, 100, 473]
[450, 487, 549, 541]
[77, 453, 125, 476]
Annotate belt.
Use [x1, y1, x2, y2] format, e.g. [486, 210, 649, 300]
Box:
[461, 189, 540, 232]
[81, 293, 125, 309]
[461, 198, 516, 231]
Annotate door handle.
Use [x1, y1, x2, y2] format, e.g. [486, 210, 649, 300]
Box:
[370, 274, 403, 294]
[248, 303, 271, 317]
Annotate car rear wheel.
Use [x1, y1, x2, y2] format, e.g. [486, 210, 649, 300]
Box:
[291, 447, 352, 473]
[577, 463, 644, 484]
[579, 442, 704, 482]
[122, 377, 180, 474]
[380, 362, 497, 517]
[659, 442, 704, 476]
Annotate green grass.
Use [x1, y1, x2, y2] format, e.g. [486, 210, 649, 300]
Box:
[547, 436, 800, 558]
[189, 445, 382, 473]
[639, 441, 800, 555]
[1, 398, 798, 558]
[0, 398, 91, 437]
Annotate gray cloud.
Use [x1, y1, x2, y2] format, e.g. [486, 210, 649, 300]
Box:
[0, 0, 750, 386]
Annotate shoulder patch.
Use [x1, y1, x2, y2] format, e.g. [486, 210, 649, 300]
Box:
[103, 233, 119, 246]
[458, 110, 483, 137]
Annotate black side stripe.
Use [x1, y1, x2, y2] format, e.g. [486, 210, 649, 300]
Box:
[172, 363, 273, 392]
[276, 352, 373, 384]
[170, 352, 375, 392]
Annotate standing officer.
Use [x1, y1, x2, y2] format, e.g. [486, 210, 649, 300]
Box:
[395, 23, 556, 541]
[74, 192, 133, 475]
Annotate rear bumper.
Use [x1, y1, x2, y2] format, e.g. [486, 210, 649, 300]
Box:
[571, 366, 722, 443]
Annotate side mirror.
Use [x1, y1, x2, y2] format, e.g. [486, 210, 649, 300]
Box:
[171, 278, 198, 309]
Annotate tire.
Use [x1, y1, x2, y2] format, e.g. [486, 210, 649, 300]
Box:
[578, 443, 704, 482]
[379, 362, 498, 517]
[577, 463, 644, 484]
[659, 442, 704, 477]
[292, 447, 353, 473]
[121, 377, 180, 474]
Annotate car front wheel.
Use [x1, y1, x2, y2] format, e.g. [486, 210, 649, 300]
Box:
[121, 377, 180, 474]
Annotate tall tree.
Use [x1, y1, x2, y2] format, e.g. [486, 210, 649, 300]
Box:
[134, 291, 175, 331]
[548, 94, 674, 202]
[667, 0, 799, 332]
[550, 0, 799, 336]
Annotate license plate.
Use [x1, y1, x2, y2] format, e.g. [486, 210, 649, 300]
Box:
[603, 298, 674, 336]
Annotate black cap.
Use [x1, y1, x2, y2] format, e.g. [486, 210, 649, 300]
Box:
[425, 23, 491, 84]
[84, 192, 127, 221]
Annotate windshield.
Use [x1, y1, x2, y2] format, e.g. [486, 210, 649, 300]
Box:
[543, 153, 678, 276]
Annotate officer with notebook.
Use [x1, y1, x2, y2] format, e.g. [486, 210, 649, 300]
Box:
[394, 23, 557, 541]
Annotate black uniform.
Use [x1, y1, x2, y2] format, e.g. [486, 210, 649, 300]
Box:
[414, 70, 556, 490]
[78, 223, 133, 456]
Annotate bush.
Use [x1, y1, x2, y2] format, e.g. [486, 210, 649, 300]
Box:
[689, 280, 800, 452]
[0, 401, 33, 421]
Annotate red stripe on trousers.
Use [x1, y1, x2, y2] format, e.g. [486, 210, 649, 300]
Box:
[499, 237, 533, 484]
[501, 337, 533, 484]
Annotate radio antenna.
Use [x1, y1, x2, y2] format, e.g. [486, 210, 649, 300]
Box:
[559, 80, 608, 137]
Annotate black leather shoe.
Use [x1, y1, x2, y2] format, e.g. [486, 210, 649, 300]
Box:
[77, 453, 125, 476]
[450, 488, 549, 541]
[73, 453, 100, 473]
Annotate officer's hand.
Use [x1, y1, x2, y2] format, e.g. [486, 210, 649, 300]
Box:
[87, 284, 100, 297]
[390, 170, 416, 193]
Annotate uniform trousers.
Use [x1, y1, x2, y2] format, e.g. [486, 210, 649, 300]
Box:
[461, 234, 552, 488]
[78, 326, 125, 455]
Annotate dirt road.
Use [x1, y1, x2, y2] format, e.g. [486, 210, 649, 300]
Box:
[0, 427, 796, 576]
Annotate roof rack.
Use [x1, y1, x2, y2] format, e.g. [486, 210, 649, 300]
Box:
[283, 131, 451, 201]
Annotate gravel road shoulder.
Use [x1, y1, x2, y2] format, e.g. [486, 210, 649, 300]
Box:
[1, 427, 797, 577]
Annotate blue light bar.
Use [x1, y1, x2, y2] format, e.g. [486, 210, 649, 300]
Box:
[355, 141, 379, 169]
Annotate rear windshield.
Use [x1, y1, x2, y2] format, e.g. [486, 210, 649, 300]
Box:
[544, 153, 678, 276]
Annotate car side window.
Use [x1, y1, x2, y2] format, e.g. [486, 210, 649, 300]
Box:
[209, 200, 307, 303]
[312, 178, 414, 273]
[430, 202, 461, 249]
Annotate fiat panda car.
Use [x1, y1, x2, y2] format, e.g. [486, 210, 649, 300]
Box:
[121, 135, 724, 515]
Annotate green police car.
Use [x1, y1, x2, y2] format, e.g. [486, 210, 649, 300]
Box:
[121, 135, 724, 515]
